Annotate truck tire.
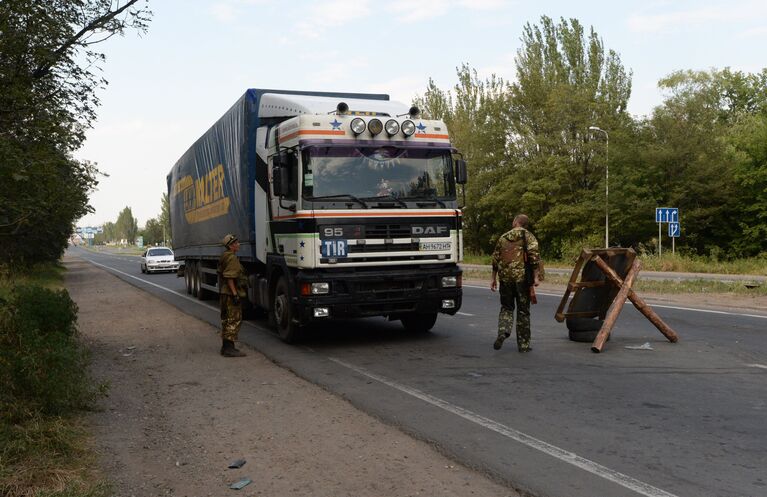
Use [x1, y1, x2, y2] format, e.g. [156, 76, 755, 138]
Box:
[401, 312, 438, 333]
[273, 277, 300, 343]
[189, 262, 199, 297]
[184, 265, 192, 294]
[196, 263, 210, 301]
[566, 318, 607, 343]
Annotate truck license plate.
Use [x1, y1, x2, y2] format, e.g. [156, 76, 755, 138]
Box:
[321, 239, 348, 257]
[419, 242, 451, 251]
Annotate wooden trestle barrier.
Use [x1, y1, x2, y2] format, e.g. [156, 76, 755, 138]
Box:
[555, 248, 679, 353]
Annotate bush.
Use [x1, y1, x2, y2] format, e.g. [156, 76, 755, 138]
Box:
[0, 284, 99, 420]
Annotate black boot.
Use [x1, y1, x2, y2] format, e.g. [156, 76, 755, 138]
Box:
[221, 339, 246, 357]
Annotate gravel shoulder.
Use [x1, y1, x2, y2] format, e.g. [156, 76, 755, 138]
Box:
[63, 256, 517, 497]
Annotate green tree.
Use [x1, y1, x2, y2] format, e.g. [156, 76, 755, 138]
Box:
[115, 207, 138, 244]
[141, 218, 163, 246]
[728, 112, 767, 256]
[415, 67, 511, 253]
[639, 68, 766, 256]
[0, 0, 151, 267]
[499, 16, 633, 256]
[159, 192, 171, 245]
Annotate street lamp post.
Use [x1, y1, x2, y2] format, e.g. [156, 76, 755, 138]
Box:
[589, 126, 609, 247]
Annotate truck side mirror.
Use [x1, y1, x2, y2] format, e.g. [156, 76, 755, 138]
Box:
[455, 159, 468, 184]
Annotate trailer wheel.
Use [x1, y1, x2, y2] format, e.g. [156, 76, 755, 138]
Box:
[190, 262, 199, 297]
[401, 312, 438, 333]
[196, 263, 210, 300]
[184, 264, 192, 294]
[273, 277, 300, 343]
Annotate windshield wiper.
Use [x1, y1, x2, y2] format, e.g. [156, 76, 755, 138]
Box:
[309, 194, 369, 208]
[401, 195, 447, 208]
[362, 194, 408, 208]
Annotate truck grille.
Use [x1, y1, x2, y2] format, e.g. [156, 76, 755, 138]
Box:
[365, 224, 410, 239]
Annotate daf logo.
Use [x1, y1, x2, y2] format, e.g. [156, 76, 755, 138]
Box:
[412, 225, 448, 236]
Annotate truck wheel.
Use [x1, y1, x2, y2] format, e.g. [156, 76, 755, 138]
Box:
[273, 277, 300, 343]
[184, 265, 192, 294]
[190, 262, 199, 297]
[196, 263, 209, 300]
[401, 312, 438, 333]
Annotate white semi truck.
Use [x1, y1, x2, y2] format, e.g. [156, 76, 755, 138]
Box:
[167, 89, 467, 342]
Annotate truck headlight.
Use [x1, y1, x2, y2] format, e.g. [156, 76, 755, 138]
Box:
[441, 276, 458, 288]
[368, 118, 383, 136]
[385, 119, 400, 136]
[401, 120, 416, 137]
[350, 118, 366, 135]
[311, 282, 330, 295]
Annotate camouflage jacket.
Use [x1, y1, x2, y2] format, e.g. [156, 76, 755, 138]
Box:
[217, 250, 247, 296]
[491, 227, 541, 284]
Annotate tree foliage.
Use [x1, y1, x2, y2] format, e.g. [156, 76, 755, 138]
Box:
[115, 206, 138, 243]
[636, 68, 767, 257]
[418, 16, 633, 256]
[418, 17, 766, 259]
[141, 218, 163, 245]
[0, 0, 151, 267]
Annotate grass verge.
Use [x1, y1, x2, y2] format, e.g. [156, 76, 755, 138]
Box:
[462, 268, 767, 296]
[463, 252, 767, 276]
[0, 262, 109, 497]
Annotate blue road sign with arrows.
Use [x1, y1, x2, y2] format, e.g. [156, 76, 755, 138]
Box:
[668, 222, 680, 238]
[655, 207, 679, 223]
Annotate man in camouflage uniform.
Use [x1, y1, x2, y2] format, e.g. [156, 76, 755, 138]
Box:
[490, 214, 541, 352]
[218, 234, 247, 357]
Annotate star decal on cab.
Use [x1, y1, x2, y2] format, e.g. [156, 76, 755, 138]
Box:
[330, 119, 342, 130]
[416, 122, 427, 133]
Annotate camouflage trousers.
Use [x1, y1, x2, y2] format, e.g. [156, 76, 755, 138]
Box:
[497, 281, 532, 351]
[220, 294, 242, 341]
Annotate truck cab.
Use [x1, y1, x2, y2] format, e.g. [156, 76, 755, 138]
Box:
[254, 98, 466, 341]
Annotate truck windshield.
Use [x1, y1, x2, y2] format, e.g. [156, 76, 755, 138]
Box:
[302, 146, 456, 202]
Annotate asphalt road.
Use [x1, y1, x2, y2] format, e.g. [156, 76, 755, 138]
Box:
[70, 247, 767, 497]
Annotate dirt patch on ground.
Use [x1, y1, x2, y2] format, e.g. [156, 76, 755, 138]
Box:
[64, 257, 517, 497]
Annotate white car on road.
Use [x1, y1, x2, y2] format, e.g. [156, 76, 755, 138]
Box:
[140, 247, 179, 274]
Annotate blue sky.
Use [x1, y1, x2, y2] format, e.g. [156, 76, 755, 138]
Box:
[76, 0, 767, 227]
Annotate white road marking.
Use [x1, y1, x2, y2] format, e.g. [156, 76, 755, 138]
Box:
[462, 284, 767, 319]
[747, 364, 767, 369]
[456, 311, 475, 316]
[328, 357, 679, 497]
[82, 258, 219, 311]
[646, 304, 767, 320]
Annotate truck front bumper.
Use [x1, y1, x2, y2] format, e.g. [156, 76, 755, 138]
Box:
[292, 265, 462, 324]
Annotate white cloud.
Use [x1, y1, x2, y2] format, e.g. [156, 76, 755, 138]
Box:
[210, 2, 237, 23]
[628, 2, 767, 33]
[366, 77, 425, 106]
[388, 0, 451, 23]
[456, 0, 509, 11]
[739, 26, 767, 38]
[307, 57, 371, 86]
[387, 0, 507, 23]
[476, 51, 517, 84]
[209, 0, 279, 24]
[295, 0, 372, 38]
